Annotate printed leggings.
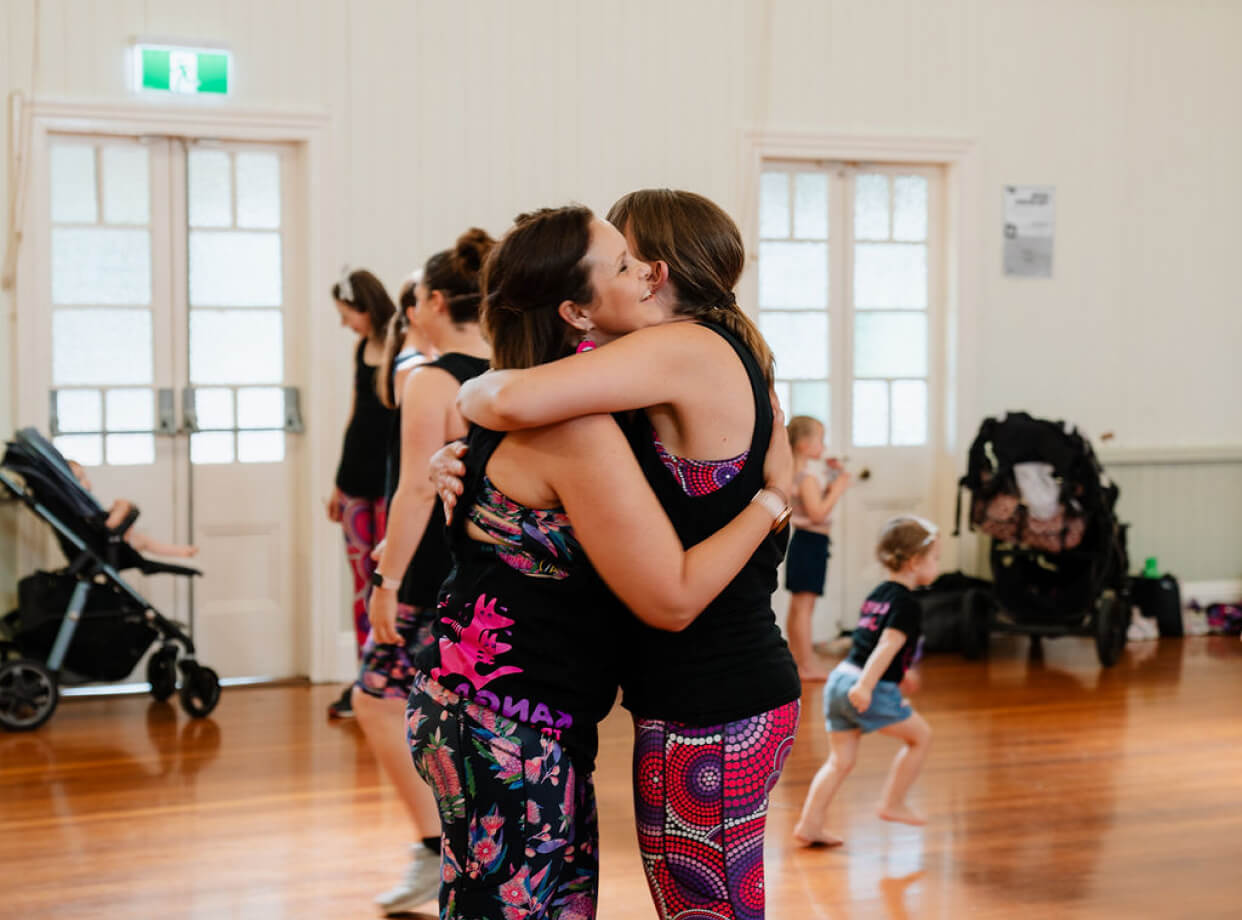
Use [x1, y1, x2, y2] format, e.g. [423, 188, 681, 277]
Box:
[339, 493, 387, 655]
[632, 701, 800, 920]
[407, 673, 599, 919]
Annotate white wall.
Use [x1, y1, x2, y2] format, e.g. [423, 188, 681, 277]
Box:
[3, 0, 1240, 616]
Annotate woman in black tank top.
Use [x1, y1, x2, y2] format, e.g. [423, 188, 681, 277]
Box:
[407, 206, 794, 920]
[452, 191, 800, 920]
[350, 230, 495, 917]
[326, 269, 396, 719]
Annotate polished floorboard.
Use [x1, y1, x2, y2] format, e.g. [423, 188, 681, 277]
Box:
[2, 635, 1240, 919]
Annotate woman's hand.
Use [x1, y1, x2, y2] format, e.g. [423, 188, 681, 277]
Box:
[325, 486, 344, 523]
[368, 587, 401, 645]
[430, 441, 468, 522]
[763, 398, 794, 496]
[847, 680, 873, 713]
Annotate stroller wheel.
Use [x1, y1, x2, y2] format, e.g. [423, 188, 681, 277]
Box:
[1095, 590, 1128, 667]
[0, 658, 59, 731]
[177, 661, 221, 719]
[147, 645, 178, 702]
[961, 589, 993, 661]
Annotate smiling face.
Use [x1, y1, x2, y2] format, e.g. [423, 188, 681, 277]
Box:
[335, 299, 371, 337]
[568, 219, 662, 345]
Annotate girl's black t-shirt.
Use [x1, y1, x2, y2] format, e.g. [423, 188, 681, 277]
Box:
[619, 322, 800, 727]
[390, 353, 489, 608]
[335, 339, 394, 499]
[847, 581, 923, 684]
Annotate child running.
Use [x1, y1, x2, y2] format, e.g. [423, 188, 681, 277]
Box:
[785, 415, 851, 681]
[794, 515, 938, 846]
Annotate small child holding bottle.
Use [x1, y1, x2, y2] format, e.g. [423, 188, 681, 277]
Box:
[794, 515, 938, 846]
[785, 416, 851, 681]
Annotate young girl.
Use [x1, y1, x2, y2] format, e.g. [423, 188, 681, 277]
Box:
[794, 515, 938, 847]
[327, 268, 397, 719]
[785, 416, 851, 682]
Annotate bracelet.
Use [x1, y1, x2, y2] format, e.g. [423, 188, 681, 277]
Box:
[751, 488, 793, 532]
[370, 571, 403, 591]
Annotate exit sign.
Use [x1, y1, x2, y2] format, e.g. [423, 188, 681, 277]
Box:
[132, 44, 231, 96]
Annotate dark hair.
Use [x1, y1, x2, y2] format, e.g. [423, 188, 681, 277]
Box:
[876, 516, 939, 572]
[423, 228, 496, 325]
[331, 269, 395, 342]
[481, 207, 595, 370]
[606, 189, 775, 384]
[376, 276, 420, 409]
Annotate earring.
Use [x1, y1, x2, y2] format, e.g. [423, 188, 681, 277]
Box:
[575, 336, 597, 354]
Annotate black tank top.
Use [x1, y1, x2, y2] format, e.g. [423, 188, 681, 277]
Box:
[415, 425, 626, 771]
[335, 339, 394, 499]
[620, 323, 800, 725]
[394, 353, 490, 607]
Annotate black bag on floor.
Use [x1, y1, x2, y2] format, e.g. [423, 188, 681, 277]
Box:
[915, 571, 994, 653]
[1129, 574, 1183, 638]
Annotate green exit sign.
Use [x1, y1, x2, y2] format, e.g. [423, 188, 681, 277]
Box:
[132, 44, 232, 96]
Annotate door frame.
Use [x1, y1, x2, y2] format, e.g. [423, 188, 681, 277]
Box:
[11, 98, 345, 682]
[738, 130, 983, 577]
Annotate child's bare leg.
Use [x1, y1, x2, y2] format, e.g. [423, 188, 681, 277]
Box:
[793, 729, 859, 846]
[876, 711, 931, 826]
[126, 532, 200, 558]
[788, 593, 827, 681]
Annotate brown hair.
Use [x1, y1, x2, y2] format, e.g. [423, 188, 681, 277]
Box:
[606, 189, 775, 385]
[787, 415, 823, 449]
[876, 515, 939, 572]
[423, 228, 497, 325]
[332, 269, 395, 342]
[481, 206, 595, 370]
[376, 276, 420, 409]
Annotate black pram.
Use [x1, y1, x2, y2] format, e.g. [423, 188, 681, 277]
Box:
[0, 428, 220, 729]
[954, 412, 1131, 667]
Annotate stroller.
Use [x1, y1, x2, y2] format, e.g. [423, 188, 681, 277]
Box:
[0, 428, 220, 730]
[953, 412, 1131, 667]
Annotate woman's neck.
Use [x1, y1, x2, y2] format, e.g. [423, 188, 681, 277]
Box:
[432, 324, 490, 359]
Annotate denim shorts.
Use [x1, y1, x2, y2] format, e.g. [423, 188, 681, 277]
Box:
[824, 662, 912, 733]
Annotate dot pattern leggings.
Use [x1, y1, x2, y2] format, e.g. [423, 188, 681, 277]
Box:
[632, 701, 800, 920]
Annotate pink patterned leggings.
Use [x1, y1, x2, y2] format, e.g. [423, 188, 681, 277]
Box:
[339, 493, 387, 655]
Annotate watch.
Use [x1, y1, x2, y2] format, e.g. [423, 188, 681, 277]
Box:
[752, 487, 793, 532]
[370, 571, 402, 591]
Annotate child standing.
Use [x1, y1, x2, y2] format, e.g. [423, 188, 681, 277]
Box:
[794, 515, 938, 846]
[785, 416, 852, 681]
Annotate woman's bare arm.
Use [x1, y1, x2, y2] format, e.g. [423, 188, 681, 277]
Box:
[540, 415, 781, 632]
[457, 324, 717, 431]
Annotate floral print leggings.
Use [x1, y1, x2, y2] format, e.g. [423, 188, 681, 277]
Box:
[407, 673, 599, 919]
[633, 701, 801, 920]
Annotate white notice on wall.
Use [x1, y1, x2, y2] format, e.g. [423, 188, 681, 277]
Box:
[1003, 185, 1054, 278]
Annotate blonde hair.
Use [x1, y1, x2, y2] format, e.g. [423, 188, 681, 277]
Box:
[787, 415, 823, 450]
[877, 515, 939, 572]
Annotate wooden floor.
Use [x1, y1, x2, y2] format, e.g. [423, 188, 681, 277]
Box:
[2, 636, 1240, 919]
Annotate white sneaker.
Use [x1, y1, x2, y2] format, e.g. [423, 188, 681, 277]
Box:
[375, 844, 440, 916]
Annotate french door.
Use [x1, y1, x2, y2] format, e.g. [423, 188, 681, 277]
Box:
[758, 162, 945, 630]
[31, 131, 305, 680]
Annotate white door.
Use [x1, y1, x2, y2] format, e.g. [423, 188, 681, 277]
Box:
[758, 164, 944, 634]
[32, 131, 305, 680]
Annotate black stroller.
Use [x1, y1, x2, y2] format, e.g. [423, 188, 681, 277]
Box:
[0, 427, 220, 730]
[954, 412, 1131, 667]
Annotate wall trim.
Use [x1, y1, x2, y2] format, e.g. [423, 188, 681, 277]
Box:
[1098, 445, 1242, 467]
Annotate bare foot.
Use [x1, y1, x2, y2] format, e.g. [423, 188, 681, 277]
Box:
[798, 668, 830, 683]
[877, 804, 926, 826]
[792, 823, 844, 848]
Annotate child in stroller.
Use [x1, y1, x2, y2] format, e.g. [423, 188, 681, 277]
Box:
[65, 460, 198, 559]
[0, 428, 218, 731]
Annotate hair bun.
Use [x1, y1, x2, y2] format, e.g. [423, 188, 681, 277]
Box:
[452, 227, 496, 277]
